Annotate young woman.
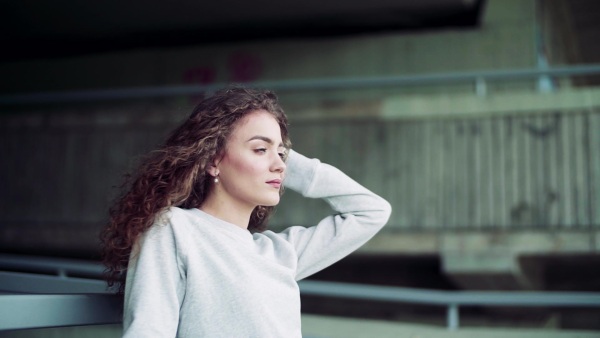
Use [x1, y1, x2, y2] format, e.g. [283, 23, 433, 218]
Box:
[101, 87, 391, 337]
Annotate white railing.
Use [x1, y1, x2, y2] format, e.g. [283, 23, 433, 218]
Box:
[2, 254, 600, 331]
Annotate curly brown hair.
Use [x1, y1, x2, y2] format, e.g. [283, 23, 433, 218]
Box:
[100, 87, 291, 293]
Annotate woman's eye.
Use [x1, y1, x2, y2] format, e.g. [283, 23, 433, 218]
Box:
[278, 152, 286, 159]
[255, 148, 267, 154]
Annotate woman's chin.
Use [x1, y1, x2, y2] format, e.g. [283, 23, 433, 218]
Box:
[262, 197, 280, 207]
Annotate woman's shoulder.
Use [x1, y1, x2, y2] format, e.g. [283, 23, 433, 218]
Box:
[150, 207, 199, 232]
[141, 208, 205, 250]
[164, 206, 195, 220]
[159, 207, 231, 235]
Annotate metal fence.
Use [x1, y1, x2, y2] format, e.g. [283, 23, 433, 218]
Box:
[2, 64, 600, 105]
[2, 254, 600, 331]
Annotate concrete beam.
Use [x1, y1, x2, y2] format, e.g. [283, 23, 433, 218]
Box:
[439, 230, 597, 290]
[359, 229, 600, 290]
[441, 250, 543, 290]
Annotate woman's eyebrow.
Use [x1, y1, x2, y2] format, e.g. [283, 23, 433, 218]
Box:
[246, 135, 284, 147]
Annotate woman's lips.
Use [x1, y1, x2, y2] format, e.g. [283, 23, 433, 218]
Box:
[267, 179, 282, 188]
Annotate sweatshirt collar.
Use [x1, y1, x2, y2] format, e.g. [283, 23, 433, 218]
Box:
[189, 208, 253, 242]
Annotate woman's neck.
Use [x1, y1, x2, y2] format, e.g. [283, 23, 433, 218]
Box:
[199, 195, 253, 230]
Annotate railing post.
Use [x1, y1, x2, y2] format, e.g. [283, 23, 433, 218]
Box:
[475, 76, 487, 97]
[447, 303, 459, 330]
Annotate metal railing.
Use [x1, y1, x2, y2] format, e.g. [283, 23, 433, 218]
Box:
[1, 254, 600, 331]
[1, 64, 600, 105]
[299, 280, 600, 330]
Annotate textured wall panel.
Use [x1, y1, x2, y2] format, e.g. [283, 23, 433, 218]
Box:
[277, 110, 599, 231]
[0, 108, 598, 255]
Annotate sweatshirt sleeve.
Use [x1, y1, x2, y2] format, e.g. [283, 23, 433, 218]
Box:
[279, 150, 392, 280]
[122, 217, 187, 337]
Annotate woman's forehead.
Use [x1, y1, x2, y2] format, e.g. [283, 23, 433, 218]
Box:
[230, 110, 282, 143]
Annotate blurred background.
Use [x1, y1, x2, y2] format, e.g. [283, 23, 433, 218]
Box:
[1, 0, 600, 336]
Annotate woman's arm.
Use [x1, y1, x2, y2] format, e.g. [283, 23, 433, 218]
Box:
[279, 150, 392, 280]
[122, 218, 186, 337]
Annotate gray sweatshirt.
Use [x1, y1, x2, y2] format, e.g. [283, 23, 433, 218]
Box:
[122, 150, 392, 337]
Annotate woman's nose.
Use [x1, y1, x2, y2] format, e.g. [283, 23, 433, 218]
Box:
[271, 153, 286, 173]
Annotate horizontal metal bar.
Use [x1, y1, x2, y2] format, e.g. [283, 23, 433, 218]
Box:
[0, 271, 110, 294]
[298, 280, 600, 307]
[299, 280, 450, 304]
[0, 254, 104, 278]
[0, 294, 122, 331]
[3, 254, 600, 308]
[2, 64, 600, 105]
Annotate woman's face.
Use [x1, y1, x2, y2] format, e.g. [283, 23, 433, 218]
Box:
[212, 110, 287, 210]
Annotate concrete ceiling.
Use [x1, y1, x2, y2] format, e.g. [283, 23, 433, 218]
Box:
[1, 0, 483, 62]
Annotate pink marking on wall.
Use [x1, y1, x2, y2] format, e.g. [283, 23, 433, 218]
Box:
[228, 52, 263, 83]
[182, 66, 217, 104]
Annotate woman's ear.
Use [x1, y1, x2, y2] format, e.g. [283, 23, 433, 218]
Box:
[206, 164, 219, 177]
[207, 152, 224, 176]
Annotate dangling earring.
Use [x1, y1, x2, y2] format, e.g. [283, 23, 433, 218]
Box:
[214, 174, 219, 183]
